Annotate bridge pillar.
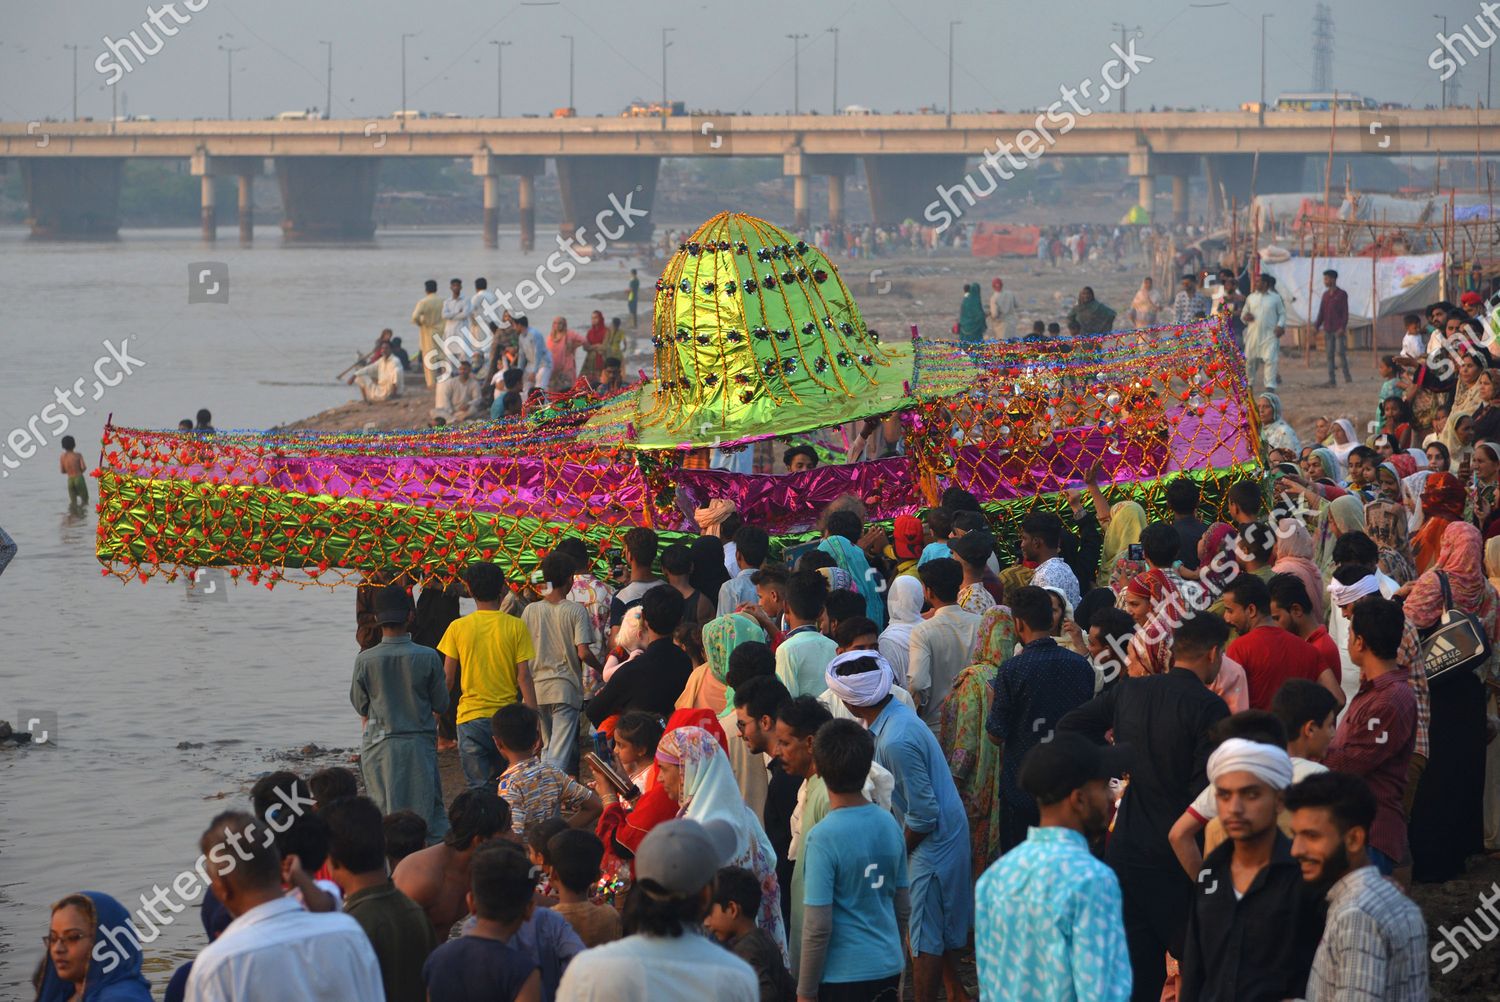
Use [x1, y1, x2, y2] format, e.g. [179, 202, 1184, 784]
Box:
[1137, 175, 1156, 214]
[828, 174, 845, 227]
[191, 153, 262, 244]
[20, 158, 122, 240]
[238, 174, 255, 244]
[275, 156, 379, 242]
[862, 154, 969, 227]
[784, 152, 857, 230]
[1128, 150, 1197, 222]
[199, 174, 217, 241]
[472, 152, 545, 250]
[554, 156, 658, 245]
[1171, 175, 1189, 224]
[519, 174, 536, 252]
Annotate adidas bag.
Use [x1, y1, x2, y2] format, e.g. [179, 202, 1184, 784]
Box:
[1420, 572, 1493, 685]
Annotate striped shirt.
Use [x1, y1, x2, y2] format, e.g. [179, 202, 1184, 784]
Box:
[1305, 865, 1427, 1002]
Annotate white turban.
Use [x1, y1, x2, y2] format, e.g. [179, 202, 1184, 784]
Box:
[824, 651, 894, 707]
[1326, 574, 1380, 610]
[1206, 737, 1294, 790]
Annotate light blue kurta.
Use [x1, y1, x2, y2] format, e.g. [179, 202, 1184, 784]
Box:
[351, 634, 450, 841]
[868, 698, 972, 955]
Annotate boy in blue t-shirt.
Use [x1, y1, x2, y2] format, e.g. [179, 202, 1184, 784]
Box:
[797, 719, 910, 1001]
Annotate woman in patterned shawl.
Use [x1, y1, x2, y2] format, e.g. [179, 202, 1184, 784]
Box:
[655, 725, 789, 961]
[938, 605, 1019, 875]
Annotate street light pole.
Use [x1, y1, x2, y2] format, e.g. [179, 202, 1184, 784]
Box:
[1259, 13, 1273, 125]
[786, 33, 807, 114]
[490, 40, 511, 116]
[401, 32, 417, 127]
[319, 40, 332, 117]
[563, 34, 575, 111]
[947, 20, 961, 126]
[217, 41, 245, 119]
[827, 27, 839, 115]
[661, 27, 674, 128]
[63, 44, 85, 120]
[1435, 15, 1449, 109]
[1109, 23, 1140, 112]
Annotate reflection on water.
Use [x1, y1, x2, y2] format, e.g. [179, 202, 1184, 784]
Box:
[0, 225, 651, 994]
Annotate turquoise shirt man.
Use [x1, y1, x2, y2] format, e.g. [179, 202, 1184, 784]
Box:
[975, 827, 1131, 1002]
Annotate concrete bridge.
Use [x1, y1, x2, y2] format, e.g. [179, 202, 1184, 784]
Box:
[2, 109, 1494, 244]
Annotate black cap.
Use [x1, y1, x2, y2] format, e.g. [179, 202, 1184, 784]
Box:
[1019, 734, 1131, 804]
[373, 585, 413, 626]
[949, 530, 995, 569]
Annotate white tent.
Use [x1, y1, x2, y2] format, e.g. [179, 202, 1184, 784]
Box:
[1260, 253, 1443, 326]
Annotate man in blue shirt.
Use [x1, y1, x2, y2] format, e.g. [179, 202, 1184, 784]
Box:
[975, 734, 1133, 1002]
[825, 652, 971, 1002]
[797, 718, 910, 1001]
[986, 586, 1097, 853]
[718, 525, 770, 616]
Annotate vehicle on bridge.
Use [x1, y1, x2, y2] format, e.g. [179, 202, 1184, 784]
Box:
[622, 100, 685, 117]
[1273, 91, 1377, 112]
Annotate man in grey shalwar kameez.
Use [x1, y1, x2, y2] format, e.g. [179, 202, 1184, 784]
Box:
[352, 585, 451, 841]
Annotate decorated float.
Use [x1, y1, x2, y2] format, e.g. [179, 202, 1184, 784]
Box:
[95, 212, 1264, 590]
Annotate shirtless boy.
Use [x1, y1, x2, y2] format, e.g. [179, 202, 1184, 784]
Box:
[393, 789, 510, 937]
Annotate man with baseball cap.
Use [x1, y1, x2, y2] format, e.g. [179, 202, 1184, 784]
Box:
[889, 514, 925, 579]
[351, 584, 451, 841]
[975, 734, 1132, 1001]
[557, 819, 758, 1002]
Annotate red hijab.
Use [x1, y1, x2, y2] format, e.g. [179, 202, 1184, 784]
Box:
[1413, 472, 1466, 574]
[586, 311, 608, 346]
[606, 709, 727, 856]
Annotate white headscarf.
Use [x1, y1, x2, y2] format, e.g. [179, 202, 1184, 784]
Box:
[1403, 469, 1432, 532]
[1326, 574, 1381, 609]
[824, 651, 895, 707]
[877, 575, 924, 682]
[1207, 737, 1294, 789]
[1329, 418, 1359, 468]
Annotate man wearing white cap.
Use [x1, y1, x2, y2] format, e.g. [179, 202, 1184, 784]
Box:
[1179, 738, 1323, 1002]
[556, 818, 758, 1002]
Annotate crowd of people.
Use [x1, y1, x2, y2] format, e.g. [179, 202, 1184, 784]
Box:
[40, 439, 1499, 999]
[344, 278, 637, 424]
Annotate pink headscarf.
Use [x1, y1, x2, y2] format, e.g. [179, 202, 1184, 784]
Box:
[1271, 518, 1325, 621]
[1404, 522, 1498, 639]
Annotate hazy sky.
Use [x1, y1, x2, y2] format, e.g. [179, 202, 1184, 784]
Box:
[0, 0, 1486, 123]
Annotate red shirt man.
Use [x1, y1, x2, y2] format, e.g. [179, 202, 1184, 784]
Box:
[1221, 576, 1323, 709]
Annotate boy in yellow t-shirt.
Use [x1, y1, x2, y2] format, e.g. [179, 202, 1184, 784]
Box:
[439, 562, 536, 791]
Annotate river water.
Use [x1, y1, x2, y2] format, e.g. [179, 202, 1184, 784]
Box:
[0, 225, 651, 994]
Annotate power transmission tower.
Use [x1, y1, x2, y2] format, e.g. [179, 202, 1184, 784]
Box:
[1311, 3, 1333, 91]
